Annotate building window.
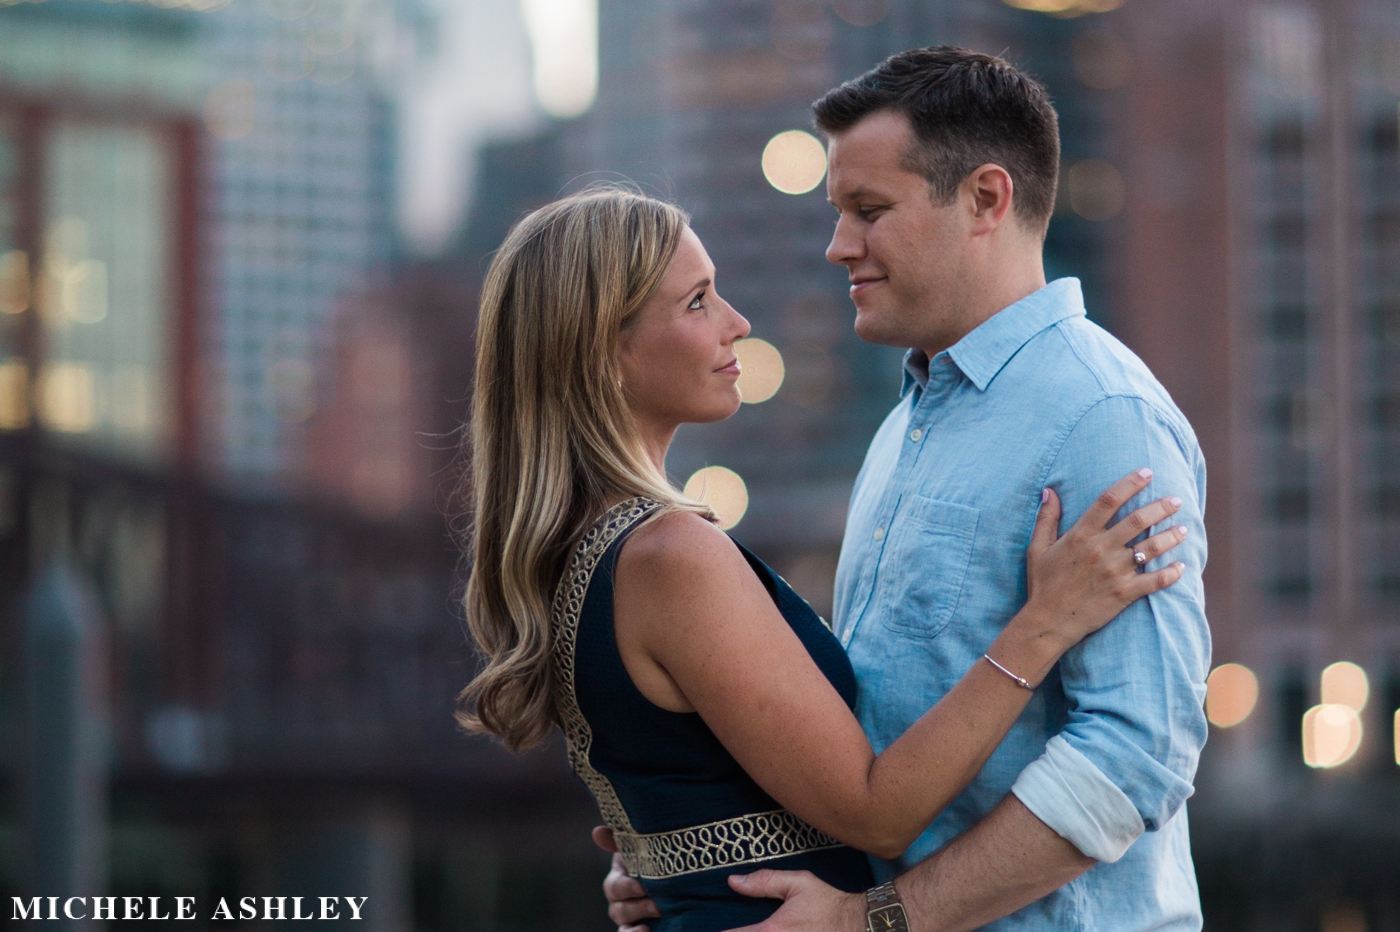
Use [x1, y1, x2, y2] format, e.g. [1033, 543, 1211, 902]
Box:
[37, 120, 175, 462]
[0, 107, 186, 463]
[1256, 115, 1317, 603]
[1363, 107, 1400, 602]
[0, 116, 26, 430]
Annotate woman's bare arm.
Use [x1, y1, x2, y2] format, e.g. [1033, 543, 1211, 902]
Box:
[612, 470, 1185, 859]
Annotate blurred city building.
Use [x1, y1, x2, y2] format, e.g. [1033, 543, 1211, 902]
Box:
[201, 0, 399, 485]
[0, 1, 604, 930]
[3, 0, 1399, 929]
[1101, 0, 1400, 927]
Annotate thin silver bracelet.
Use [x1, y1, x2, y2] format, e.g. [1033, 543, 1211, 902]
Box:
[983, 653, 1034, 690]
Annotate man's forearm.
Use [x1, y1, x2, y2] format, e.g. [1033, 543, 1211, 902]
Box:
[898, 795, 1095, 932]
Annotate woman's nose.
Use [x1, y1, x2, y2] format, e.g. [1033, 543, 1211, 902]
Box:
[729, 304, 751, 341]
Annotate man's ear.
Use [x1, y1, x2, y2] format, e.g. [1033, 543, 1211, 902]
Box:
[967, 163, 1014, 234]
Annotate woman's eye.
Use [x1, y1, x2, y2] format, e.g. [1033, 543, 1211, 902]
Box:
[688, 290, 706, 310]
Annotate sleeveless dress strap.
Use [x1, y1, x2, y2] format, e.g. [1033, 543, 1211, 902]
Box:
[550, 498, 842, 880]
[551, 497, 664, 835]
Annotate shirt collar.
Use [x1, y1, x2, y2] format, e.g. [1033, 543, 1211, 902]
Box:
[900, 278, 1085, 398]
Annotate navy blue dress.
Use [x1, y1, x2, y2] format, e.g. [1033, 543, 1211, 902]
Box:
[551, 499, 874, 932]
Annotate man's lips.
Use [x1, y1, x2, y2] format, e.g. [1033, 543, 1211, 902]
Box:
[849, 276, 886, 295]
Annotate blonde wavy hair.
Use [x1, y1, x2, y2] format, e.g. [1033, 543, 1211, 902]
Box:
[456, 187, 713, 751]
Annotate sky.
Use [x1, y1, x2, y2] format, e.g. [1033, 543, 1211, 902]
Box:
[396, 0, 598, 255]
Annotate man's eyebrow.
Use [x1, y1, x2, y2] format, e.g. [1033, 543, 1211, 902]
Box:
[828, 187, 889, 205]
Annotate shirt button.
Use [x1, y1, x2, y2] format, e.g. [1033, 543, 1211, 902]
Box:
[873, 527, 885, 541]
[909, 428, 922, 442]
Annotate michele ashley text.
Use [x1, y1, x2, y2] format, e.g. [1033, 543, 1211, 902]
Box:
[13, 896, 370, 921]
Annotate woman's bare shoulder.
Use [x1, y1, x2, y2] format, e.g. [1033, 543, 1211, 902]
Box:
[617, 509, 748, 588]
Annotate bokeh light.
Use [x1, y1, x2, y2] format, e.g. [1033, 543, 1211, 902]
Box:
[735, 338, 784, 404]
[762, 130, 827, 195]
[1394, 710, 1399, 766]
[56, 259, 108, 324]
[1320, 661, 1369, 712]
[684, 466, 749, 530]
[0, 250, 30, 314]
[521, 0, 599, 118]
[1066, 158, 1126, 221]
[1321, 901, 1368, 932]
[303, 5, 355, 56]
[1072, 30, 1131, 89]
[0, 359, 30, 430]
[311, 45, 356, 86]
[1205, 663, 1258, 728]
[263, 31, 314, 82]
[1302, 703, 1363, 768]
[832, 0, 892, 26]
[37, 362, 97, 433]
[261, 0, 314, 20]
[1001, 0, 1125, 16]
[771, 0, 831, 62]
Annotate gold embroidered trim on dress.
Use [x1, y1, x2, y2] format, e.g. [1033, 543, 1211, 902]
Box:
[613, 808, 842, 880]
[551, 497, 661, 835]
[550, 498, 842, 880]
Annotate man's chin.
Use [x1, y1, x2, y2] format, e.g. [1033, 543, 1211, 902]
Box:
[853, 312, 916, 349]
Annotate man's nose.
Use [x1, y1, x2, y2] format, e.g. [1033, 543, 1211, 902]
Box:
[826, 217, 862, 266]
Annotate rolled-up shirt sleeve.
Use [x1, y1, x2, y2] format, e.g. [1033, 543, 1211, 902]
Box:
[1009, 393, 1212, 861]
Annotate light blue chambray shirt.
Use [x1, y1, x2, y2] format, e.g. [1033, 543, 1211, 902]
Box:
[833, 279, 1210, 932]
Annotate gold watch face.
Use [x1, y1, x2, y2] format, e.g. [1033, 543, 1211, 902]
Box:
[869, 904, 910, 932]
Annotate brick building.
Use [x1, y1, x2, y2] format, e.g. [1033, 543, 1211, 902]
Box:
[1099, 0, 1400, 925]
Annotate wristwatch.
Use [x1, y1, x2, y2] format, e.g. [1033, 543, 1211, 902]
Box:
[865, 881, 910, 932]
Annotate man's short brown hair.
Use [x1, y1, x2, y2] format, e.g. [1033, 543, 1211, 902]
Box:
[813, 46, 1060, 232]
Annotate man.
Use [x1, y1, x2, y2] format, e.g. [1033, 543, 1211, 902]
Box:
[602, 47, 1210, 932]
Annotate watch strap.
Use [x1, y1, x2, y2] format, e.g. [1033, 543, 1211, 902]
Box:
[865, 880, 910, 932]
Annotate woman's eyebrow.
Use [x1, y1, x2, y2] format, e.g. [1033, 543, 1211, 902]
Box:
[675, 276, 712, 303]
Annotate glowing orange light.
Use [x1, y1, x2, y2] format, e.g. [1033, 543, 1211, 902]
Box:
[1205, 663, 1258, 728]
[0, 359, 30, 431]
[1320, 661, 1368, 712]
[38, 362, 98, 434]
[1072, 31, 1132, 90]
[735, 338, 784, 404]
[1302, 704, 1362, 769]
[1001, 0, 1125, 17]
[684, 466, 749, 530]
[761, 131, 827, 195]
[1066, 159, 1126, 221]
[0, 250, 30, 315]
[832, 0, 891, 26]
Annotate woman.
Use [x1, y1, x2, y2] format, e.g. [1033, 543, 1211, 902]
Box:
[457, 188, 1186, 931]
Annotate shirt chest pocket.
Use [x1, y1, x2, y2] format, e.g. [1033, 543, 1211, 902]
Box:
[881, 496, 980, 640]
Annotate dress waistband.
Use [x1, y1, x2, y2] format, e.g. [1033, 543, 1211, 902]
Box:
[615, 808, 843, 880]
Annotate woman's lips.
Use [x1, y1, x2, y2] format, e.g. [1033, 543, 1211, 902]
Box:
[715, 359, 740, 376]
